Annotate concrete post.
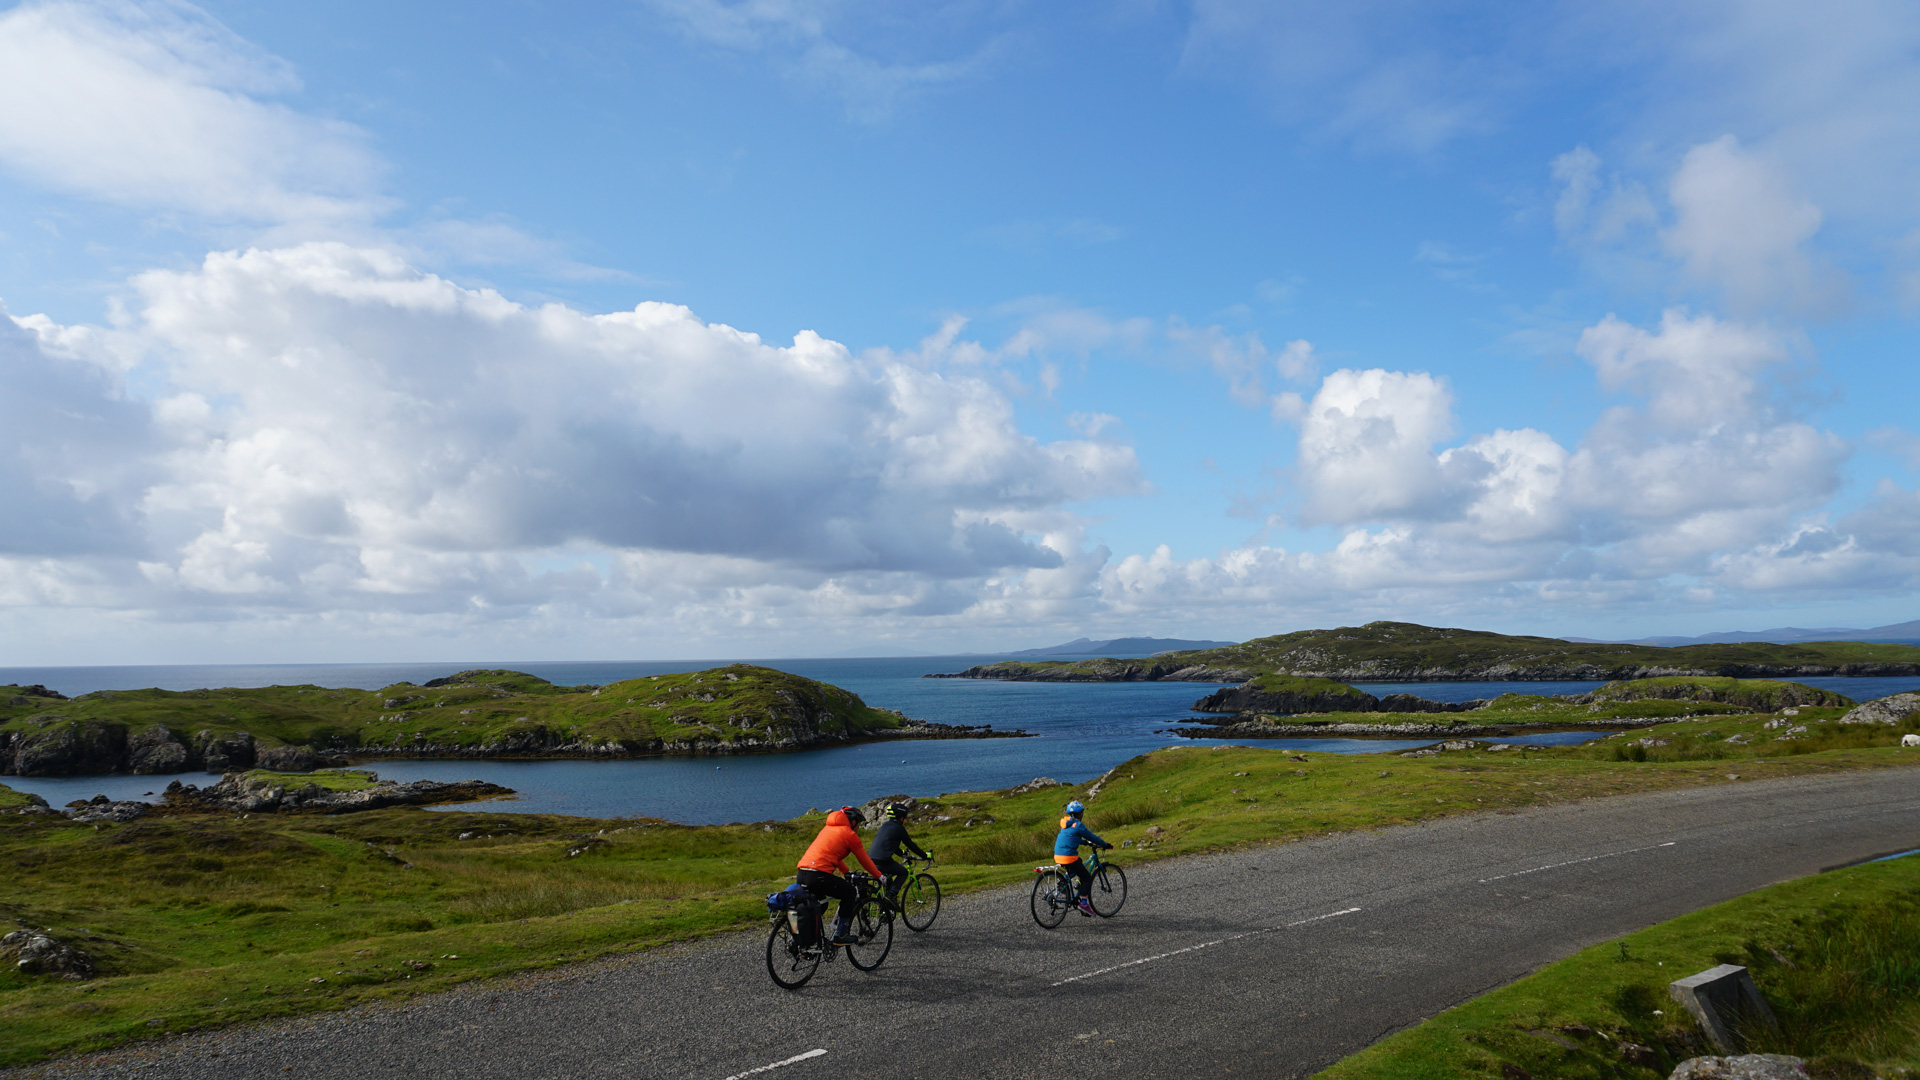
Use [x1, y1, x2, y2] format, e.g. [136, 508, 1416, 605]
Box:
[1669, 964, 1780, 1053]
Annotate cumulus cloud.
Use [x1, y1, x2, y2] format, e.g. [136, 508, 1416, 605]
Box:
[0, 0, 384, 224]
[1295, 368, 1457, 523]
[1662, 136, 1843, 314]
[1, 242, 1144, 625]
[1084, 304, 1867, 627]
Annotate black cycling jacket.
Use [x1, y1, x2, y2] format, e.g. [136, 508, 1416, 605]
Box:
[867, 819, 927, 862]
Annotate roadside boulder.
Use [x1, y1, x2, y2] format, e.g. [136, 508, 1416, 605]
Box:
[2, 930, 94, 980]
[1837, 692, 1920, 726]
[1668, 1055, 1807, 1080]
[127, 726, 191, 774]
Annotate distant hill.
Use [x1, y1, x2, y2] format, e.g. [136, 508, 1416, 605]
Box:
[939, 621, 1920, 683]
[1002, 636, 1239, 658]
[1563, 619, 1920, 646]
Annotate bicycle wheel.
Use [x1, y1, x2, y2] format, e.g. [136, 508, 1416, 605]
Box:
[901, 873, 941, 932]
[1030, 870, 1070, 929]
[845, 898, 893, 971]
[766, 921, 820, 989]
[1088, 863, 1127, 918]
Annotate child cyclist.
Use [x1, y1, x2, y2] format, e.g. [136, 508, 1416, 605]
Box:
[1054, 800, 1112, 916]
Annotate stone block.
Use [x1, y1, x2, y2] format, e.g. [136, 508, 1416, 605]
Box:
[1669, 965, 1779, 1053]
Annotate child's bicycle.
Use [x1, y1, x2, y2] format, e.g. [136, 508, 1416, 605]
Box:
[764, 872, 894, 989]
[888, 853, 942, 932]
[1030, 845, 1128, 929]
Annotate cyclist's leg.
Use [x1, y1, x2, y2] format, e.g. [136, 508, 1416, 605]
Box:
[874, 857, 907, 901]
[1061, 857, 1092, 893]
[795, 869, 859, 937]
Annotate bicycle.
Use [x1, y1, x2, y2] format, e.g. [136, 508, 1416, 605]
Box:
[886, 853, 942, 933]
[765, 873, 894, 989]
[1030, 845, 1128, 929]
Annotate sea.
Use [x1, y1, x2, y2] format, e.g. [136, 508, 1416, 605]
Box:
[5, 658, 1917, 825]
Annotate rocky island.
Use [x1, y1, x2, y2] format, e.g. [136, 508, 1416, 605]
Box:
[1, 665, 1021, 777]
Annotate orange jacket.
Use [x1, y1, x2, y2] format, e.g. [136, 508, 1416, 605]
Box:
[797, 809, 881, 877]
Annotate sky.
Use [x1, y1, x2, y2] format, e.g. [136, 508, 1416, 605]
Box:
[3, 0, 1920, 664]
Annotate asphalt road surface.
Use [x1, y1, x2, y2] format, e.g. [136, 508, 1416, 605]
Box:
[15, 768, 1920, 1080]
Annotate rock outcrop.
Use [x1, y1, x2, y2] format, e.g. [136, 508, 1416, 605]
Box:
[162, 771, 514, 814]
[127, 725, 191, 773]
[2, 930, 94, 980]
[5, 719, 127, 775]
[1838, 691, 1920, 726]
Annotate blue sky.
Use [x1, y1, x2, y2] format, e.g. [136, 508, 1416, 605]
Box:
[2, 0, 1919, 663]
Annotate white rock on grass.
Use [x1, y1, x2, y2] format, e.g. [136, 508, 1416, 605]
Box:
[1668, 1054, 1806, 1080]
[1838, 691, 1920, 726]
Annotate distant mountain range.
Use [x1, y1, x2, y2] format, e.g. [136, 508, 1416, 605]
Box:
[1000, 636, 1239, 658]
[1562, 619, 1920, 646]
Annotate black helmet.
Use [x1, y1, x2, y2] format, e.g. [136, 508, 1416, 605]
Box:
[841, 805, 866, 826]
[885, 804, 907, 821]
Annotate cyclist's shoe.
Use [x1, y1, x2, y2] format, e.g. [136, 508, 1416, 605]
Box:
[1077, 898, 1094, 917]
[829, 916, 858, 944]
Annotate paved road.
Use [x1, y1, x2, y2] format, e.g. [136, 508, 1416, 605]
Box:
[17, 769, 1920, 1080]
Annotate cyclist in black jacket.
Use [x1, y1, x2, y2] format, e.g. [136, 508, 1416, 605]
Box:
[867, 804, 930, 904]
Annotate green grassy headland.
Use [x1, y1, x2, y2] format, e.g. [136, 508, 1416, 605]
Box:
[1, 665, 934, 776]
[1317, 851, 1920, 1080]
[3, 691, 1918, 1067]
[947, 621, 1920, 682]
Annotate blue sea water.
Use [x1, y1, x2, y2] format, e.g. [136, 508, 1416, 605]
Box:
[5, 658, 1915, 824]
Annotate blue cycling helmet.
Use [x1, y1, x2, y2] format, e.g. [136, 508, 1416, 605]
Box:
[1064, 800, 1085, 815]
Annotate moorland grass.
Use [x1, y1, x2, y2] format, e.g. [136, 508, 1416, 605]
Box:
[1315, 849, 1920, 1080]
[3, 708, 1918, 1066]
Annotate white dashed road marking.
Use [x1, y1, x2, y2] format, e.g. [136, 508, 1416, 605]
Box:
[1477, 841, 1677, 885]
[722, 1048, 828, 1080]
[1049, 907, 1362, 987]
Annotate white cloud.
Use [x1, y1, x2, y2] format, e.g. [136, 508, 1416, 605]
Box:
[0, 243, 1146, 633]
[643, 0, 1008, 121]
[1662, 136, 1842, 314]
[0, 0, 384, 224]
[1296, 368, 1456, 524]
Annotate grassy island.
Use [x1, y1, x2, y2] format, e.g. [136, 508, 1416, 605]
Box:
[0, 665, 1000, 777]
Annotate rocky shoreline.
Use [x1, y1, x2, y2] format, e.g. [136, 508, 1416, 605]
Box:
[0, 716, 1024, 778]
[1165, 716, 1676, 739]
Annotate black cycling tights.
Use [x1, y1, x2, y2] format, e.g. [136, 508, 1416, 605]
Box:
[1060, 858, 1093, 896]
[795, 868, 858, 921]
[874, 857, 908, 897]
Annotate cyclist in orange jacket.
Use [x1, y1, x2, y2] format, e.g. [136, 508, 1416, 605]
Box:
[796, 806, 882, 944]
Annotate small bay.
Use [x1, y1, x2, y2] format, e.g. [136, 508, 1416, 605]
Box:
[6, 658, 1915, 824]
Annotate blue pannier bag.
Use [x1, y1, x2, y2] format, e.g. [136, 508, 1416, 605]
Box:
[766, 883, 811, 913]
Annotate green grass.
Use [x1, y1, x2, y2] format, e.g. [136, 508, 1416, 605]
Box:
[0, 664, 909, 769]
[242, 769, 382, 792]
[3, 710, 1918, 1067]
[1316, 853, 1920, 1080]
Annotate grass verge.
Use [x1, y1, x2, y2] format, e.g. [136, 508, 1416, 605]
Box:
[2, 708, 1917, 1067]
[1315, 853, 1920, 1080]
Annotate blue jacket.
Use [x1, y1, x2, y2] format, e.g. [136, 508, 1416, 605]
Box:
[1054, 817, 1107, 858]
